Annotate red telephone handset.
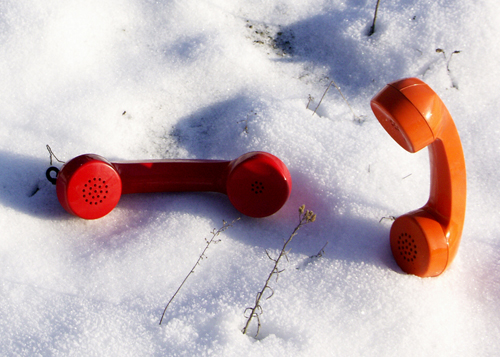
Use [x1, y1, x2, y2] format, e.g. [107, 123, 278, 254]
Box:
[55, 152, 292, 220]
[371, 78, 466, 277]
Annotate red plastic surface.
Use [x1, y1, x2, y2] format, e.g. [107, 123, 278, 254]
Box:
[56, 154, 122, 220]
[371, 77, 466, 277]
[56, 152, 292, 220]
[114, 160, 229, 194]
[225, 152, 292, 218]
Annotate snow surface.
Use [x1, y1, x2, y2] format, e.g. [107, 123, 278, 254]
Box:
[1, 0, 499, 355]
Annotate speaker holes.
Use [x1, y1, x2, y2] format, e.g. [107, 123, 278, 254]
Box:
[397, 232, 418, 262]
[82, 177, 109, 206]
[251, 181, 265, 194]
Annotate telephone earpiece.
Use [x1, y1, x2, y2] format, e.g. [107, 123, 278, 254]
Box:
[371, 78, 466, 277]
[55, 152, 292, 220]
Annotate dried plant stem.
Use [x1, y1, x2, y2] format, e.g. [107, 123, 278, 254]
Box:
[312, 241, 328, 258]
[312, 80, 362, 121]
[369, 0, 381, 36]
[46, 145, 65, 165]
[159, 218, 239, 325]
[242, 205, 316, 337]
[379, 216, 396, 223]
[331, 80, 361, 120]
[306, 94, 314, 109]
[312, 81, 333, 117]
[436, 48, 461, 73]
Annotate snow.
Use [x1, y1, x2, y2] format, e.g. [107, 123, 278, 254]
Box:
[1, 0, 499, 355]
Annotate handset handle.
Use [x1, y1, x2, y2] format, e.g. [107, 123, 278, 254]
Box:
[113, 160, 230, 195]
[423, 104, 466, 265]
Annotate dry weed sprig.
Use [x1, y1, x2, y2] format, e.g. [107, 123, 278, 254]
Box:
[436, 48, 461, 73]
[242, 205, 316, 337]
[46, 145, 65, 165]
[312, 81, 333, 117]
[296, 241, 328, 270]
[379, 215, 396, 223]
[436, 48, 461, 89]
[306, 94, 314, 109]
[159, 218, 240, 325]
[368, 0, 382, 36]
[311, 241, 328, 259]
[312, 80, 363, 122]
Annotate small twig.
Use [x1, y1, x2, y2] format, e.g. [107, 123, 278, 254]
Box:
[265, 249, 276, 262]
[46, 145, 65, 165]
[449, 50, 461, 62]
[436, 48, 461, 73]
[312, 81, 333, 117]
[311, 241, 328, 258]
[312, 80, 363, 121]
[330, 80, 362, 121]
[159, 218, 239, 325]
[306, 95, 314, 109]
[436, 48, 461, 89]
[264, 286, 274, 300]
[242, 205, 316, 337]
[237, 119, 249, 134]
[296, 241, 328, 270]
[379, 216, 396, 223]
[369, 0, 382, 36]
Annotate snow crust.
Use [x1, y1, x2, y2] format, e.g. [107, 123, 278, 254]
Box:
[1, 0, 499, 355]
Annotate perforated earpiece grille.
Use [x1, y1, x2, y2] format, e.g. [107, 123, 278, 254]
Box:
[396, 232, 418, 263]
[250, 181, 264, 194]
[56, 155, 122, 219]
[226, 152, 291, 218]
[82, 178, 110, 205]
[390, 213, 448, 277]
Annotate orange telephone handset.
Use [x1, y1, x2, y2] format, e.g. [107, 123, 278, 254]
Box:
[371, 78, 466, 277]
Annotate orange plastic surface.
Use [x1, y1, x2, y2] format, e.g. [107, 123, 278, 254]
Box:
[371, 78, 466, 277]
